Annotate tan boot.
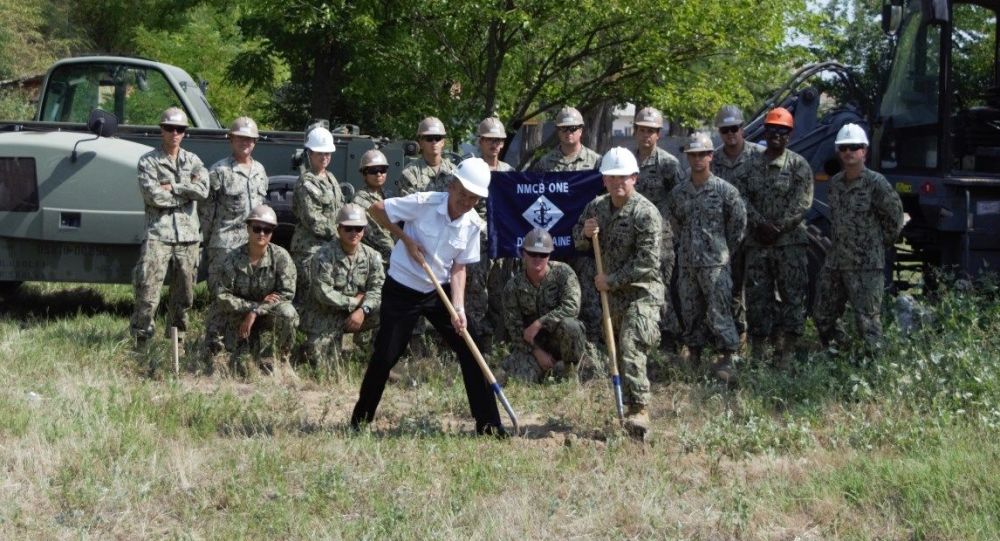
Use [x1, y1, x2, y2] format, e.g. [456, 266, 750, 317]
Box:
[623, 404, 650, 441]
[711, 352, 737, 384]
[209, 351, 230, 379]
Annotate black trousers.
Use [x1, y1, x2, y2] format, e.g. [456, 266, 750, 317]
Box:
[351, 277, 503, 433]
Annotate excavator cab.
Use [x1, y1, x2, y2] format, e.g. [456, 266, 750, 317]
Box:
[874, 0, 1000, 278]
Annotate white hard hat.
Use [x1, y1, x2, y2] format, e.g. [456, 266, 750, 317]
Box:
[834, 123, 869, 146]
[599, 147, 640, 176]
[454, 157, 491, 197]
[684, 132, 715, 153]
[305, 127, 336, 153]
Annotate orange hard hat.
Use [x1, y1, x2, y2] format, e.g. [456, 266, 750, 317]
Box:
[764, 107, 794, 129]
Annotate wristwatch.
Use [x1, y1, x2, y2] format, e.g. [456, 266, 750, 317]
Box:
[362, 305, 372, 315]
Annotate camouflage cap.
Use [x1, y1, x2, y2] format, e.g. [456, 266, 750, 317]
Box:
[229, 116, 259, 138]
[159, 107, 189, 127]
[714, 105, 744, 128]
[522, 228, 554, 254]
[683, 132, 715, 153]
[417, 116, 447, 136]
[555, 106, 584, 127]
[477, 117, 507, 138]
[245, 204, 278, 227]
[633, 107, 663, 128]
[336, 203, 368, 226]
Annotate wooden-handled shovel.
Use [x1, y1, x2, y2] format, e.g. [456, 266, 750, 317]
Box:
[419, 260, 519, 435]
[592, 235, 625, 420]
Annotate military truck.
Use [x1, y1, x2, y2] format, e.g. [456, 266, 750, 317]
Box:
[0, 55, 407, 291]
[743, 0, 999, 291]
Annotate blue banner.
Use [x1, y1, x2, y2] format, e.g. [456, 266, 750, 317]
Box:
[486, 170, 604, 259]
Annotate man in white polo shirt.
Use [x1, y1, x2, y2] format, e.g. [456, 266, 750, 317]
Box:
[350, 157, 506, 437]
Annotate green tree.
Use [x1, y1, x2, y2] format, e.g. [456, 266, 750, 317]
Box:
[229, 0, 815, 145]
[133, 3, 280, 127]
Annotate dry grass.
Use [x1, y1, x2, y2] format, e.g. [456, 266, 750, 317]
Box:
[1, 281, 998, 539]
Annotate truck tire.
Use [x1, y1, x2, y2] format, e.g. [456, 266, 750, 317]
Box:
[0, 281, 22, 300]
[266, 175, 297, 250]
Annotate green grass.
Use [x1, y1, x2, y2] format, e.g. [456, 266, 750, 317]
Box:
[1, 280, 998, 539]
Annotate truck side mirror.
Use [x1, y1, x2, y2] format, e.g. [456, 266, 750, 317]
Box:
[87, 109, 118, 138]
[72, 109, 119, 162]
[882, 0, 903, 35]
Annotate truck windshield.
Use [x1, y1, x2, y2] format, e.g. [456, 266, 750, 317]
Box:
[878, 1, 943, 171]
[950, 2, 999, 174]
[38, 63, 185, 126]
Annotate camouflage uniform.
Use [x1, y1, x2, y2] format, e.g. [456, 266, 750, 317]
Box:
[290, 169, 344, 301]
[635, 146, 682, 342]
[712, 141, 764, 336]
[130, 148, 208, 341]
[573, 192, 663, 407]
[742, 149, 814, 338]
[533, 145, 604, 341]
[814, 168, 904, 349]
[300, 240, 385, 371]
[500, 261, 587, 382]
[530, 146, 601, 172]
[352, 187, 394, 262]
[212, 243, 298, 360]
[391, 158, 457, 198]
[667, 175, 746, 352]
[200, 157, 269, 352]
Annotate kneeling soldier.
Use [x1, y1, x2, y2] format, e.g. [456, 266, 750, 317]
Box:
[300, 204, 385, 374]
[212, 205, 298, 376]
[501, 228, 588, 383]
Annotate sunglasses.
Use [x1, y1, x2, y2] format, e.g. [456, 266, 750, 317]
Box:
[524, 251, 549, 259]
[341, 225, 366, 233]
[421, 135, 444, 143]
[838, 144, 866, 152]
[718, 125, 740, 134]
[251, 225, 274, 235]
[161, 125, 186, 134]
[764, 126, 792, 136]
[363, 166, 389, 175]
[559, 125, 582, 133]
[481, 138, 505, 145]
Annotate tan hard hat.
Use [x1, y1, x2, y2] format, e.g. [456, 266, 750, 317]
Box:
[229, 116, 259, 138]
[477, 117, 507, 138]
[417, 116, 446, 136]
[336, 203, 368, 226]
[522, 228, 554, 254]
[555, 106, 584, 127]
[683, 132, 715, 153]
[360, 149, 389, 170]
[634, 107, 663, 128]
[714, 105, 745, 128]
[245, 204, 278, 226]
[159, 107, 189, 127]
